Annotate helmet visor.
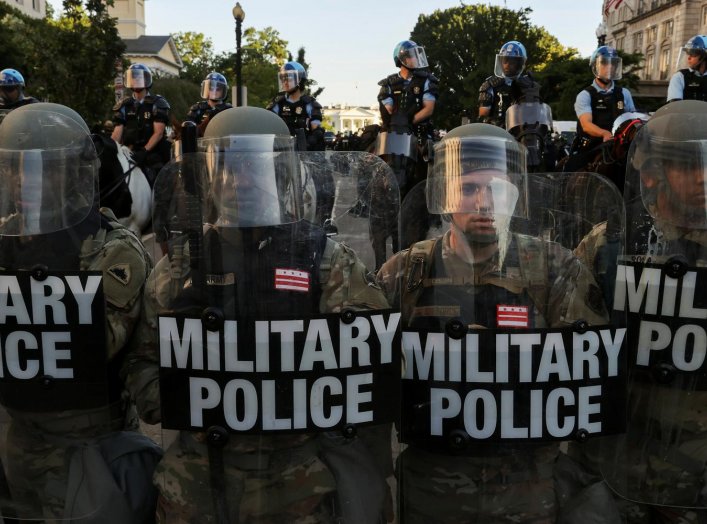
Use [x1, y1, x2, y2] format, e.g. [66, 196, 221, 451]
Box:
[200, 78, 227, 100]
[592, 56, 623, 81]
[494, 55, 526, 79]
[676, 47, 706, 70]
[0, 112, 97, 237]
[278, 71, 302, 92]
[200, 135, 301, 227]
[427, 136, 527, 218]
[399, 46, 429, 69]
[125, 68, 151, 89]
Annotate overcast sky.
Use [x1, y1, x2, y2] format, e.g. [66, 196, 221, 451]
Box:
[47, 0, 605, 106]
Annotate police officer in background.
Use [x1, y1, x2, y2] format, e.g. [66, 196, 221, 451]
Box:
[124, 106, 397, 523]
[378, 123, 614, 523]
[186, 72, 233, 137]
[267, 61, 325, 151]
[112, 63, 171, 176]
[0, 103, 157, 521]
[378, 40, 438, 145]
[573, 46, 636, 152]
[0, 68, 38, 111]
[667, 35, 707, 102]
[478, 41, 541, 128]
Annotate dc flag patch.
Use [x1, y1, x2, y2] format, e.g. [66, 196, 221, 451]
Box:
[274, 268, 310, 293]
[497, 305, 529, 327]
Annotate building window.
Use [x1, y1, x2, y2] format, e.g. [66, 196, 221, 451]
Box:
[659, 47, 671, 79]
[648, 26, 658, 44]
[662, 19, 674, 38]
[645, 53, 655, 80]
[702, 5, 707, 27]
[32, 0, 39, 9]
[637, 0, 645, 14]
[634, 31, 643, 52]
[617, 36, 625, 50]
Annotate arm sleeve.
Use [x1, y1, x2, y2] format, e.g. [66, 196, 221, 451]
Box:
[574, 90, 592, 118]
[667, 72, 685, 101]
[622, 89, 637, 112]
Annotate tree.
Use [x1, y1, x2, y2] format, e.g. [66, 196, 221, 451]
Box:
[410, 4, 575, 130]
[152, 77, 200, 128]
[172, 31, 214, 84]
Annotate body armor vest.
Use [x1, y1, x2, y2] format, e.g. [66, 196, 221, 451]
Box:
[378, 72, 433, 134]
[680, 69, 707, 101]
[577, 84, 625, 143]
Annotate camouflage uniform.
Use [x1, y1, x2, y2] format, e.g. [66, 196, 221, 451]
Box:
[377, 228, 608, 524]
[123, 230, 394, 523]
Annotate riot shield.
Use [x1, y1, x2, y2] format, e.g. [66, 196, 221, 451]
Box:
[506, 102, 554, 172]
[0, 109, 115, 521]
[394, 170, 626, 523]
[599, 110, 707, 509]
[151, 150, 401, 523]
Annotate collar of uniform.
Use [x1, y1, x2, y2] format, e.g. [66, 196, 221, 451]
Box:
[592, 79, 615, 93]
[440, 230, 501, 279]
[688, 68, 707, 77]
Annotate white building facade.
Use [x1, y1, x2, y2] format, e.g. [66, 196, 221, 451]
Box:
[323, 105, 381, 133]
[0, 0, 45, 18]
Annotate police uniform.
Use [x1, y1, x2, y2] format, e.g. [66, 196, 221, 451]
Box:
[0, 96, 38, 111]
[667, 68, 707, 102]
[185, 100, 233, 137]
[123, 221, 393, 523]
[112, 92, 171, 168]
[267, 94, 325, 151]
[377, 230, 608, 524]
[573, 80, 636, 152]
[478, 73, 540, 128]
[377, 70, 438, 139]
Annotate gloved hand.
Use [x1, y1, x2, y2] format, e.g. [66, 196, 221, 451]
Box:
[131, 147, 148, 166]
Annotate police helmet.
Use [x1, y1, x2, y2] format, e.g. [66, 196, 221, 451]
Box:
[202, 107, 302, 227]
[427, 123, 528, 218]
[125, 63, 153, 90]
[676, 35, 707, 70]
[494, 41, 527, 80]
[0, 69, 25, 88]
[590, 46, 623, 81]
[201, 72, 229, 101]
[393, 40, 429, 70]
[278, 61, 307, 94]
[0, 103, 98, 236]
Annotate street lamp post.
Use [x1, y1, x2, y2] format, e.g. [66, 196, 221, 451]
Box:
[596, 21, 608, 47]
[232, 3, 245, 107]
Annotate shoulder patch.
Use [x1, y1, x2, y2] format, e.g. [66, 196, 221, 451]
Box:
[107, 263, 131, 285]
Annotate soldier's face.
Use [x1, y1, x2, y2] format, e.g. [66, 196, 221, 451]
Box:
[659, 161, 707, 221]
[0, 86, 19, 103]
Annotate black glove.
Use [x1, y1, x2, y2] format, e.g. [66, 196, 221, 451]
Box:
[132, 147, 148, 166]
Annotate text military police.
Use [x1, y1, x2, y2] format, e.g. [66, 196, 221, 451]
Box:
[377, 123, 614, 523]
[112, 63, 172, 177]
[0, 103, 156, 521]
[123, 106, 398, 523]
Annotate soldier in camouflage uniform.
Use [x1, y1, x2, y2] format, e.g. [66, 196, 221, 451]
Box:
[377, 123, 611, 523]
[0, 103, 155, 521]
[123, 106, 396, 523]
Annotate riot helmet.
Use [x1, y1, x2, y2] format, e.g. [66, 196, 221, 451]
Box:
[0, 68, 26, 104]
[590, 46, 623, 82]
[393, 40, 429, 70]
[278, 61, 307, 94]
[125, 63, 153, 91]
[0, 103, 98, 237]
[201, 106, 302, 227]
[628, 100, 707, 229]
[428, 123, 528, 247]
[200, 72, 229, 102]
[494, 41, 527, 80]
[676, 35, 707, 71]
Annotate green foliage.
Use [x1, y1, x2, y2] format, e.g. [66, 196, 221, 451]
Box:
[152, 77, 201, 128]
[0, 1, 123, 124]
[172, 31, 215, 84]
[410, 4, 575, 130]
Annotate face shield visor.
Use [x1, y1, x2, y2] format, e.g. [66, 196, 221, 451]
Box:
[398, 46, 429, 69]
[628, 113, 707, 229]
[676, 46, 706, 71]
[0, 111, 97, 237]
[125, 68, 151, 90]
[200, 78, 227, 100]
[278, 71, 302, 92]
[592, 55, 623, 81]
[200, 134, 302, 227]
[494, 55, 526, 80]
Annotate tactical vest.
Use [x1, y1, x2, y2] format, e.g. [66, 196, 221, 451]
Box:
[680, 69, 707, 101]
[272, 94, 315, 136]
[0, 96, 38, 111]
[482, 75, 539, 128]
[117, 95, 168, 148]
[378, 71, 436, 134]
[400, 236, 552, 330]
[577, 84, 625, 142]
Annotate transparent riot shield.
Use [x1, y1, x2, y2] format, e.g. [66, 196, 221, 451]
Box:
[394, 171, 626, 523]
[599, 111, 707, 509]
[0, 110, 114, 521]
[506, 102, 555, 173]
[150, 150, 401, 523]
